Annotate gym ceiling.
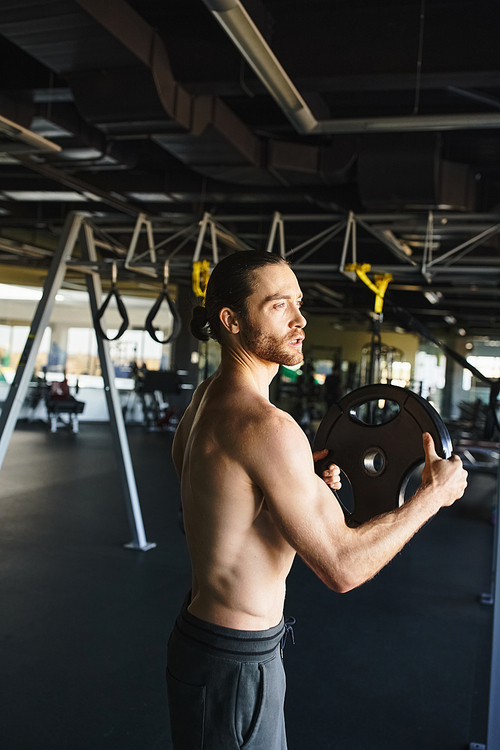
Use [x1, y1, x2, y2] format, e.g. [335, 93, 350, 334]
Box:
[1, 0, 500, 336]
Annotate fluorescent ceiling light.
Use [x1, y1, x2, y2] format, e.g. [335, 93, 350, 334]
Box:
[33, 89, 74, 104]
[128, 192, 174, 202]
[58, 148, 104, 160]
[406, 240, 440, 249]
[381, 229, 413, 256]
[0, 154, 20, 164]
[2, 191, 88, 201]
[29, 116, 73, 139]
[424, 291, 443, 305]
[444, 315, 457, 325]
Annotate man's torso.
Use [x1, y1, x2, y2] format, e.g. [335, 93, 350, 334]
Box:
[173, 372, 296, 630]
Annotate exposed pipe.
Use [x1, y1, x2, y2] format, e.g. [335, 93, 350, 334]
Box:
[202, 0, 500, 134]
[201, 0, 316, 134]
[0, 113, 61, 154]
[314, 113, 500, 134]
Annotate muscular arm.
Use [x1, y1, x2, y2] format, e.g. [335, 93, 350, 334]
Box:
[249, 413, 467, 593]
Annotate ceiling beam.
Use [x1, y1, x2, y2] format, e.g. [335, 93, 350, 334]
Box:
[186, 70, 500, 97]
[14, 156, 147, 217]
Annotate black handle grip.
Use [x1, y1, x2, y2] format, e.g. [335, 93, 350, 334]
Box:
[94, 287, 129, 341]
[145, 290, 182, 344]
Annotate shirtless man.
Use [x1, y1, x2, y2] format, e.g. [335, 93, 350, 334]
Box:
[166, 251, 467, 750]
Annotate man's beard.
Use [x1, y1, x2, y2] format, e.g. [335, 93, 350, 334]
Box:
[242, 315, 303, 366]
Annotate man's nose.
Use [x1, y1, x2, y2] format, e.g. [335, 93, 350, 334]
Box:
[291, 308, 307, 328]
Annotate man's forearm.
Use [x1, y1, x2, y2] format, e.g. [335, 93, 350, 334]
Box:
[337, 484, 441, 591]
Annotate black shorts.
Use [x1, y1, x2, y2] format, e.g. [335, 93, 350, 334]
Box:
[166, 595, 290, 750]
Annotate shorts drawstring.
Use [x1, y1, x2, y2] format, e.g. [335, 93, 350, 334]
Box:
[280, 616, 296, 657]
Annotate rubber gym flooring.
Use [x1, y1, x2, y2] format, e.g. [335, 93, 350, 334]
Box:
[0, 422, 495, 750]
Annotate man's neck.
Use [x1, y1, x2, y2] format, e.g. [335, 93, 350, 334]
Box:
[219, 346, 278, 399]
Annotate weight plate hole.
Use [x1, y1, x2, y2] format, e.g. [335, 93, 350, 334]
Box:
[362, 447, 386, 476]
[335, 468, 354, 515]
[350, 399, 400, 425]
[401, 461, 425, 504]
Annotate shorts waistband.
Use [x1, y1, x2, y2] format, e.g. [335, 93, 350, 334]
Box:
[174, 594, 285, 660]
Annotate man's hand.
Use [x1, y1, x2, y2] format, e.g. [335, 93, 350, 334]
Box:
[313, 448, 342, 490]
[420, 432, 468, 508]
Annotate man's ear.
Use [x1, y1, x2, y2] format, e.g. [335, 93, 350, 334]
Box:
[219, 307, 240, 335]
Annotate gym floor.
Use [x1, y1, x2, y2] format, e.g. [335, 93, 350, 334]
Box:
[0, 422, 495, 750]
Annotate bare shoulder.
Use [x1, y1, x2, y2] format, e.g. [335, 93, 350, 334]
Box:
[253, 401, 302, 437]
[172, 374, 216, 475]
[190, 373, 215, 409]
[239, 399, 312, 469]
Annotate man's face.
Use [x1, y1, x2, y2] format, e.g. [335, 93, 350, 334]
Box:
[240, 264, 306, 366]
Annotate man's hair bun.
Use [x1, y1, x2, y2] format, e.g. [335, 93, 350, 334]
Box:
[190, 305, 210, 341]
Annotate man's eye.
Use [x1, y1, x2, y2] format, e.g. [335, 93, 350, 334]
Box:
[275, 302, 285, 308]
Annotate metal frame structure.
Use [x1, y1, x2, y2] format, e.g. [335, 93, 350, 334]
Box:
[485, 462, 500, 750]
[124, 212, 158, 278]
[80, 221, 155, 550]
[0, 211, 156, 551]
[59, 210, 500, 287]
[470, 459, 500, 750]
[266, 211, 286, 257]
[111, 210, 494, 286]
[0, 212, 83, 467]
[262, 211, 500, 282]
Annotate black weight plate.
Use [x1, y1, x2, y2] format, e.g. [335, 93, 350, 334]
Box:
[313, 384, 452, 525]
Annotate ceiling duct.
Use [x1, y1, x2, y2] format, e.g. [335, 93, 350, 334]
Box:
[1, 0, 488, 208]
[0, 0, 356, 188]
[70, 0, 354, 187]
[358, 134, 476, 211]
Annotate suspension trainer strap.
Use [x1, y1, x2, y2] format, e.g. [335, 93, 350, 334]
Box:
[145, 286, 182, 344]
[94, 263, 129, 341]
